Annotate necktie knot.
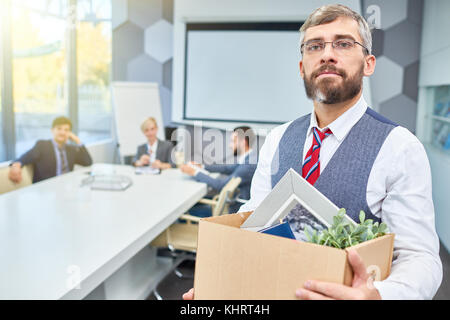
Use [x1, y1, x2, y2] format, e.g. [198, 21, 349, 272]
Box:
[313, 127, 332, 145]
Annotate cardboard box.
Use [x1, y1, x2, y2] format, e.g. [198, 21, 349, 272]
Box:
[193, 211, 394, 300]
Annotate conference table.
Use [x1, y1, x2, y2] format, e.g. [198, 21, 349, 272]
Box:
[0, 164, 209, 299]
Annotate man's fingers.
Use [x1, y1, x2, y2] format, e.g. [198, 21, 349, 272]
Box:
[296, 288, 333, 300]
[347, 249, 368, 280]
[182, 288, 194, 300]
[9, 171, 22, 183]
[302, 280, 363, 300]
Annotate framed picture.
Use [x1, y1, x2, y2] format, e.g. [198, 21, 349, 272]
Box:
[240, 169, 356, 240]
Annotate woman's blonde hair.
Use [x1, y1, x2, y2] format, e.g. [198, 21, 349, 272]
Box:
[140, 117, 158, 132]
[299, 4, 372, 55]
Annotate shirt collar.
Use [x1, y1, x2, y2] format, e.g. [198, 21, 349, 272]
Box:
[307, 95, 368, 142]
[52, 139, 66, 150]
[147, 139, 158, 151]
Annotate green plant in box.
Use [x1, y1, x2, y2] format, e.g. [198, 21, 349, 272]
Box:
[304, 208, 389, 249]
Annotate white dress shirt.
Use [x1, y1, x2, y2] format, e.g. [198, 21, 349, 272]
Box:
[147, 140, 158, 164]
[239, 95, 443, 300]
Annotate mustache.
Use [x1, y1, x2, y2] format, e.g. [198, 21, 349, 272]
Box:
[311, 65, 347, 79]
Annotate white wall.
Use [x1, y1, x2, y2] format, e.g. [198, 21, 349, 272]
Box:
[417, 0, 450, 250]
[418, 0, 450, 87]
[426, 146, 450, 250]
[172, 0, 364, 131]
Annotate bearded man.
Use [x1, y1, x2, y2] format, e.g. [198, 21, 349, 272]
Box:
[184, 4, 442, 300]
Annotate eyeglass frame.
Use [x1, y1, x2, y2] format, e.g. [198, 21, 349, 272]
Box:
[300, 38, 370, 55]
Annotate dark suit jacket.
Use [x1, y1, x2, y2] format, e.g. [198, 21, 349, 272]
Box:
[194, 152, 257, 212]
[14, 139, 93, 183]
[132, 139, 175, 167]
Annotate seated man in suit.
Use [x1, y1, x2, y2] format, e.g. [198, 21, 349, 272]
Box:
[180, 126, 257, 215]
[8, 116, 93, 184]
[132, 117, 175, 170]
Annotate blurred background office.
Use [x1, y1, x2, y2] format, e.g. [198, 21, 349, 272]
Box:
[1, 0, 449, 299]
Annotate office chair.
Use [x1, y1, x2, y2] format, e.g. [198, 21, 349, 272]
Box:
[0, 164, 34, 195]
[150, 176, 242, 300]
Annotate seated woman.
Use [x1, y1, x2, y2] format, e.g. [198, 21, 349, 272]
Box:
[132, 117, 174, 170]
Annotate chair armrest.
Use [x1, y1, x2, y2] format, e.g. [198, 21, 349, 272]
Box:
[198, 198, 217, 206]
[235, 197, 248, 204]
[180, 214, 202, 224]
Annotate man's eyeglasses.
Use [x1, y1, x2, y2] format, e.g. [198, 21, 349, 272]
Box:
[301, 39, 370, 55]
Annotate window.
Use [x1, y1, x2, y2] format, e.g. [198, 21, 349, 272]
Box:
[0, 44, 4, 162]
[0, 5, 8, 162]
[431, 86, 450, 152]
[0, 0, 112, 162]
[12, 0, 68, 156]
[77, 0, 112, 144]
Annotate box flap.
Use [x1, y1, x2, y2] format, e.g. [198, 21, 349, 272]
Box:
[343, 234, 395, 285]
[202, 211, 252, 228]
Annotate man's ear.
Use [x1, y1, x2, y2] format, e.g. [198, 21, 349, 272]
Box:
[363, 55, 376, 77]
[299, 60, 305, 79]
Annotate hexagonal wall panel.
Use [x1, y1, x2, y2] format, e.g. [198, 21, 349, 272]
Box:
[384, 20, 421, 67]
[127, 54, 163, 83]
[362, 0, 422, 133]
[112, 22, 144, 81]
[363, 0, 408, 30]
[162, 0, 174, 23]
[403, 62, 419, 101]
[379, 94, 417, 133]
[371, 29, 384, 57]
[370, 56, 404, 104]
[128, 0, 162, 29]
[144, 19, 174, 64]
[163, 59, 172, 90]
[112, 0, 128, 30]
[407, 0, 423, 25]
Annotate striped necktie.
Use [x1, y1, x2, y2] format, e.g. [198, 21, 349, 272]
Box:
[58, 146, 69, 174]
[302, 127, 333, 185]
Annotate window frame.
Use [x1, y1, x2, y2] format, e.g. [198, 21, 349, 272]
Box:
[0, 0, 112, 161]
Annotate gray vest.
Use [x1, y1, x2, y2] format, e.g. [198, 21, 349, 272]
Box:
[271, 108, 397, 236]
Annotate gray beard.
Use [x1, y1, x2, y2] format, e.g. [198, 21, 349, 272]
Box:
[304, 67, 363, 105]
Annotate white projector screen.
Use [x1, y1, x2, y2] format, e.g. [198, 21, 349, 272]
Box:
[184, 22, 310, 124]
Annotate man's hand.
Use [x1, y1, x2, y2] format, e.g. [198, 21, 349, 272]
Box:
[183, 288, 194, 300]
[180, 164, 196, 176]
[68, 132, 81, 145]
[8, 162, 23, 184]
[295, 249, 382, 300]
[188, 161, 202, 168]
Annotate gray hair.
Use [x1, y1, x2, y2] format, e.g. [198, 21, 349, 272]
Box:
[299, 4, 372, 55]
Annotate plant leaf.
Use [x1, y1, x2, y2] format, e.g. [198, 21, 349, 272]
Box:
[359, 211, 365, 224]
[304, 226, 313, 242]
[378, 223, 388, 234]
